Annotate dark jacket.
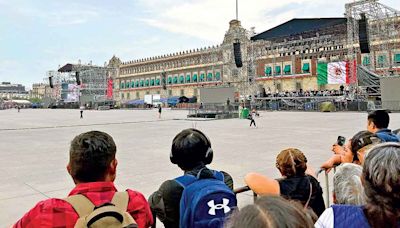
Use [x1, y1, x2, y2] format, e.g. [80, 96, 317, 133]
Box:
[148, 165, 233, 228]
[375, 129, 400, 142]
[277, 174, 325, 216]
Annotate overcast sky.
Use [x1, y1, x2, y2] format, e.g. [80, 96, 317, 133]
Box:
[0, 0, 399, 89]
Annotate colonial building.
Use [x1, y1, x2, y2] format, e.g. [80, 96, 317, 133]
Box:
[113, 1, 400, 103]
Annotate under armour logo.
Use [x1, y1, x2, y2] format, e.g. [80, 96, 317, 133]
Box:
[207, 198, 231, 215]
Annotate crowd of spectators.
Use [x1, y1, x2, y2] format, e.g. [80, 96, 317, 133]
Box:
[11, 109, 400, 228]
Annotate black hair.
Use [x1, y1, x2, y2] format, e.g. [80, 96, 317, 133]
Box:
[171, 128, 211, 170]
[69, 131, 116, 182]
[368, 110, 389, 129]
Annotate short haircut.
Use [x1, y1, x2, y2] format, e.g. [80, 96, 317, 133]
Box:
[69, 131, 116, 182]
[276, 148, 307, 177]
[368, 110, 389, 129]
[226, 196, 314, 228]
[171, 128, 211, 170]
[333, 163, 365, 205]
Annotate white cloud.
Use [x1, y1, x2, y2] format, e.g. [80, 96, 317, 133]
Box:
[137, 0, 400, 42]
[137, 0, 321, 42]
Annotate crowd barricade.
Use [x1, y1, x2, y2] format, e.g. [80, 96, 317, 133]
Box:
[315, 167, 337, 207]
[255, 96, 378, 112]
[234, 185, 258, 203]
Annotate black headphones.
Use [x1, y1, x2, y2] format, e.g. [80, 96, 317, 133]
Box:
[170, 128, 214, 165]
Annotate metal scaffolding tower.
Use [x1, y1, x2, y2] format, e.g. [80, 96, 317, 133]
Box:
[345, 0, 400, 83]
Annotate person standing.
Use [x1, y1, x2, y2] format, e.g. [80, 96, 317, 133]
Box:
[80, 106, 84, 119]
[158, 105, 162, 119]
[17, 106, 20, 113]
[249, 109, 257, 128]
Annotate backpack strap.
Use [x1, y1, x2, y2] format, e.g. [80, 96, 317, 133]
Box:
[175, 175, 197, 188]
[64, 194, 95, 217]
[175, 169, 224, 188]
[111, 191, 130, 211]
[212, 170, 224, 182]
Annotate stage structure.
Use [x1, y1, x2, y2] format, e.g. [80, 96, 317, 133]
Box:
[47, 63, 117, 107]
[345, 0, 400, 95]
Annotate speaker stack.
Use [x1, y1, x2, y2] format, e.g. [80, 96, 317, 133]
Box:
[233, 41, 243, 68]
[75, 72, 81, 85]
[358, 13, 370, 54]
[49, 77, 53, 88]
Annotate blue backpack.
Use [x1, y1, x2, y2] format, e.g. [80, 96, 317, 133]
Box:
[175, 169, 237, 228]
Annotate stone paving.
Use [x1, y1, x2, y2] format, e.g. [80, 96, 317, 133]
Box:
[1, 108, 399, 226]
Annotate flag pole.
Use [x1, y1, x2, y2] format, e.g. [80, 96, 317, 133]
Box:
[236, 0, 238, 20]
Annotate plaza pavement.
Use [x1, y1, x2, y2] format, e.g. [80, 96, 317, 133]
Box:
[1, 108, 399, 226]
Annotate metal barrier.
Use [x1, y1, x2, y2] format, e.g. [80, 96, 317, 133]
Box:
[315, 167, 336, 207]
[255, 96, 377, 112]
[234, 186, 258, 202]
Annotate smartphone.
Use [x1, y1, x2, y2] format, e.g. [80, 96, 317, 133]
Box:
[337, 136, 346, 146]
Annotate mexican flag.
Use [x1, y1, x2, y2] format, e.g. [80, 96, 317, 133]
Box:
[317, 61, 356, 85]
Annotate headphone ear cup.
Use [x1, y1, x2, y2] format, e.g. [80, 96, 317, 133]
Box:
[204, 147, 213, 164]
[170, 151, 177, 164]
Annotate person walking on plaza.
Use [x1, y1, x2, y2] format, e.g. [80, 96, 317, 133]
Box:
[249, 109, 257, 128]
[13, 131, 154, 228]
[17, 106, 20, 113]
[79, 105, 84, 119]
[158, 104, 162, 119]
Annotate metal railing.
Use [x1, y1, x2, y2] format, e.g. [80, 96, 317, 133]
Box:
[254, 96, 379, 112]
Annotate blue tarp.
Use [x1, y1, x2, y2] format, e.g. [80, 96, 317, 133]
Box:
[126, 99, 144, 105]
[167, 96, 180, 106]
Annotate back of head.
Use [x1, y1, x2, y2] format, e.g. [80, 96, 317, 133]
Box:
[69, 131, 116, 183]
[350, 130, 379, 155]
[368, 110, 389, 129]
[170, 128, 213, 171]
[362, 143, 400, 227]
[226, 196, 314, 228]
[333, 163, 365, 205]
[276, 148, 307, 177]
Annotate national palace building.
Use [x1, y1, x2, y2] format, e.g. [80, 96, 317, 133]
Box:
[110, 3, 400, 104]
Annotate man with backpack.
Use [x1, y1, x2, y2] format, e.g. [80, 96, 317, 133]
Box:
[14, 131, 153, 228]
[148, 128, 236, 228]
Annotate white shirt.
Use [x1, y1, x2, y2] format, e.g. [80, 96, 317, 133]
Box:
[315, 208, 334, 228]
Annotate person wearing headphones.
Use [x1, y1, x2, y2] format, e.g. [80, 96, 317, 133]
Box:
[148, 128, 233, 228]
[320, 130, 381, 171]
